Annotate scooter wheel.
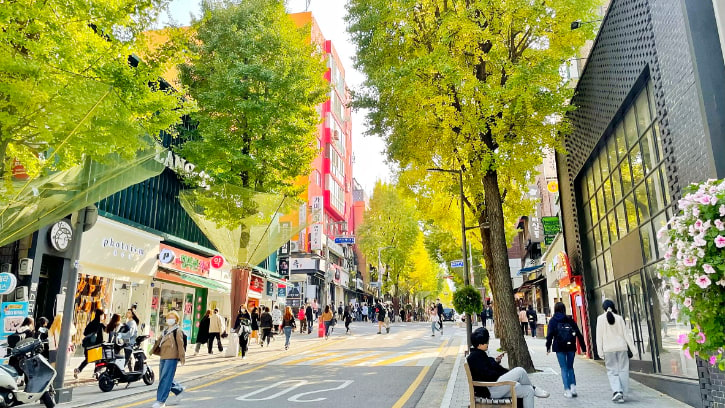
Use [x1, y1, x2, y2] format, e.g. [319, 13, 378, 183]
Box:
[40, 389, 55, 408]
[98, 373, 115, 392]
[142, 367, 155, 385]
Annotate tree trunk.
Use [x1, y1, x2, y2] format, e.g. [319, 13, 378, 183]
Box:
[481, 169, 535, 372]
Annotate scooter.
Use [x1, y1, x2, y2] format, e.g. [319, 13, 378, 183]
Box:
[95, 335, 154, 392]
[0, 338, 56, 407]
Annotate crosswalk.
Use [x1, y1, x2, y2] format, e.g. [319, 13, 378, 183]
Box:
[269, 347, 443, 367]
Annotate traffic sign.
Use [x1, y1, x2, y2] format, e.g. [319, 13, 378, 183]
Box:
[334, 237, 355, 244]
[450, 260, 464, 268]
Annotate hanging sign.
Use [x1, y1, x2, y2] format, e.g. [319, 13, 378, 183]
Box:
[211, 255, 224, 269]
[0, 274, 17, 295]
[249, 276, 264, 293]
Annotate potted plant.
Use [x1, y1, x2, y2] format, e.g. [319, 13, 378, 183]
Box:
[452, 285, 483, 326]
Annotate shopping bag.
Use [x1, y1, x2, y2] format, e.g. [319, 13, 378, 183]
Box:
[225, 332, 239, 357]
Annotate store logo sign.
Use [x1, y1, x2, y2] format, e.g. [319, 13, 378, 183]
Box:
[159, 249, 175, 264]
[0, 273, 17, 295]
[103, 237, 145, 259]
[211, 255, 224, 269]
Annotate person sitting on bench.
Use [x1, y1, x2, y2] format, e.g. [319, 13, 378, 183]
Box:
[466, 327, 550, 407]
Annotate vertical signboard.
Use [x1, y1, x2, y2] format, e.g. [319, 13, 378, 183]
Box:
[310, 224, 323, 251]
[0, 302, 28, 363]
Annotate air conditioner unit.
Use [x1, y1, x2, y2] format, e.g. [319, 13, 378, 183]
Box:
[290, 241, 300, 253]
[0, 264, 11, 274]
[15, 287, 27, 301]
[18, 258, 32, 276]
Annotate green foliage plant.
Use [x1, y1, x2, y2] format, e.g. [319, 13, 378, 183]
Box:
[452, 285, 483, 317]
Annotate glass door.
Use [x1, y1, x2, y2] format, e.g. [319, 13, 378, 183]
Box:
[618, 272, 655, 372]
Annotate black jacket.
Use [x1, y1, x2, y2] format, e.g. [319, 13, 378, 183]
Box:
[305, 306, 314, 321]
[260, 312, 273, 329]
[234, 311, 251, 331]
[197, 316, 210, 343]
[545, 312, 587, 353]
[526, 309, 537, 322]
[83, 320, 105, 347]
[437, 303, 444, 316]
[466, 348, 509, 398]
[375, 303, 385, 321]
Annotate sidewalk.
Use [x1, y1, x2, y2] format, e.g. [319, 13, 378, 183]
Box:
[444, 335, 689, 408]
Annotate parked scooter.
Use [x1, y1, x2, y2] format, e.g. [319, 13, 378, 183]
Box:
[94, 335, 154, 392]
[0, 337, 56, 407]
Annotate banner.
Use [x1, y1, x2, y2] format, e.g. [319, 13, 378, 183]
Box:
[0, 302, 29, 364]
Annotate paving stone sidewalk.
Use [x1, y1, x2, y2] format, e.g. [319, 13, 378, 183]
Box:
[446, 335, 690, 408]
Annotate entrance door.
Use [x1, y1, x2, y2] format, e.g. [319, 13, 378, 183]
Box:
[618, 272, 654, 372]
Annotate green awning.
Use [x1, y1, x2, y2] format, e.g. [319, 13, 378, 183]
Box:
[179, 272, 231, 293]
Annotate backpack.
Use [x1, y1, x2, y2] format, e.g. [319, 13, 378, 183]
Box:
[174, 329, 188, 351]
[556, 321, 577, 346]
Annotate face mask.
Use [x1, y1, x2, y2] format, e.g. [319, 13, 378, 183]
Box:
[166, 318, 176, 326]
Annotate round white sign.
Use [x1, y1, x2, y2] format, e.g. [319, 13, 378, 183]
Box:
[49, 220, 73, 252]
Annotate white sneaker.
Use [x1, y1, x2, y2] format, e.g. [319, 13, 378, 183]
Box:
[534, 387, 550, 398]
[563, 390, 573, 398]
[612, 392, 624, 402]
[570, 384, 577, 397]
[152, 402, 165, 408]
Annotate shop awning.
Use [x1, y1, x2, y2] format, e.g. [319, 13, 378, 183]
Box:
[515, 276, 547, 292]
[155, 270, 203, 288]
[517, 264, 544, 275]
[179, 272, 231, 293]
[252, 266, 291, 287]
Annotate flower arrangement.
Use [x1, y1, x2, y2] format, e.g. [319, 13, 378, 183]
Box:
[659, 178, 725, 369]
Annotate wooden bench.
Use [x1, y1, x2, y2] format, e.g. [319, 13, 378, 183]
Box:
[464, 361, 517, 407]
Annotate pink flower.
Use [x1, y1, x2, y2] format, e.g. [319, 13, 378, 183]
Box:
[677, 334, 689, 345]
[672, 305, 680, 319]
[704, 264, 716, 274]
[683, 279, 691, 289]
[716, 235, 725, 248]
[693, 235, 707, 247]
[663, 290, 671, 303]
[694, 207, 701, 217]
[664, 249, 673, 260]
[673, 284, 682, 294]
[683, 256, 697, 267]
[695, 219, 704, 230]
[684, 349, 692, 359]
[683, 297, 692, 307]
[712, 196, 720, 205]
[697, 332, 707, 344]
[699, 196, 711, 205]
[716, 219, 725, 231]
[710, 356, 718, 366]
[720, 204, 725, 216]
[696, 275, 712, 289]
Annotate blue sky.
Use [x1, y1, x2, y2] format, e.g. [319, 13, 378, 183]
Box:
[160, 0, 392, 195]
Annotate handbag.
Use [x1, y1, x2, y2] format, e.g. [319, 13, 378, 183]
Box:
[151, 337, 162, 356]
[81, 332, 97, 348]
[627, 345, 634, 359]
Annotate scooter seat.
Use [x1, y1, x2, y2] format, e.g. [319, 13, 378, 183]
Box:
[0, 365, 19, 378]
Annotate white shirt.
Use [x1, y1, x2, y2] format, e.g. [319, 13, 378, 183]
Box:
[596, 312, 636, 356]
[272, 309, 282, 325]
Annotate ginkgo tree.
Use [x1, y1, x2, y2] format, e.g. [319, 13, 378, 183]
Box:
[347, 0, 599, 370]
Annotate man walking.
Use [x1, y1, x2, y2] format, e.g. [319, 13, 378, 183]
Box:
[436, 299, 444, 330]
[526, 305, 538, 338]
[362, 303, 368, 322]
[305, 302, 314, 334]
[208, 308, 224, 354]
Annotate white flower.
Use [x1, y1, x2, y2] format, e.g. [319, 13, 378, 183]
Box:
[720, 205, 725, 217]
[717, 279, 725, 287]
[704, 264, 716, 274]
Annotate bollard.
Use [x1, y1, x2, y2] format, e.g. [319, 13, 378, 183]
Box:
[318, 319, 325, 338]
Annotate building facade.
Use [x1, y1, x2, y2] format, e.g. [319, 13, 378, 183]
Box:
[556, 0, 725, 405]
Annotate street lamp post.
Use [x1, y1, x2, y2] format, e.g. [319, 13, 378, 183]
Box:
[427, 168, 473, 347]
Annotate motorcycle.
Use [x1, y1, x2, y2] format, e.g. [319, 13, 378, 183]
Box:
[94, 335, 154, 392]
[0, 338, 56, 407]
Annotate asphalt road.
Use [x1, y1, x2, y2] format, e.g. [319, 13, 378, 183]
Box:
[83, 320, 459, 408]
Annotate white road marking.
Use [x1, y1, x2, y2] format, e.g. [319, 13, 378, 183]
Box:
[236, 379, 307, 401]
[287, 380, 354, 403]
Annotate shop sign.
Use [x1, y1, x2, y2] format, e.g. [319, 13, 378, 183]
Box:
[326, 238, 344, 257]
[356, 278, 364, 291]
[266, 281, 275, 297]
[0, 302, 28, 364]
[0, 273, 17, 295]
[547, 180, 559, 193]
[277, 286, 286, 298]
[278, 257, 289, 277]
[542, 217, 560, 245]
[249, 276, 264, 293]
[211, 255, 224, 269]
[159, 244, 210, 277]
[310, 224, 323, 251]
[290, 257, 317, 272]
[49, 220, 73, 252]
[529, 207, 543, 243]
[311, 196, 323, 223]
[556, 252, 572, 288]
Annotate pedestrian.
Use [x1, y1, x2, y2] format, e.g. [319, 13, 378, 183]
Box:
[297, 306, 306, 334]
[467, 327, 550, 408]
[48, 313, 73, 366]
[272, 305, 283, 333]
[74, 309, 105, 379]
[385, 305, 393, 333]
[343, 306, 352, 334]
[207, 308, 224, 354]
[399, 308, 405, 323]
[106, 314, 122, 345]
[546, 302, 587, 398]
[151, 310, 186, 408]
[233, 305, 251, 359]
[430, 304, 442, 336]
[337, 302, 344, 318]
[362, 303, 368, 322]
[322, 305, 333, 338]
[375, 300, 385, 334]
[596, 299, 636, 404]
[34, 317, 50, 359]
[259, 306, 273, 347]
[519, 307, 529, 336]
[436, 299, 444, 330]
[194, 310, 211, 356]
[251, 307, 260, 344]
[281, 306, 296, 350]
[305, 303, 314, 334]
[480, 309, 487, 328]
[119, 309, 139, 368]
[311, 298, 319, 318]
[485, 305, 494, 328]
[527, 305, 538, 338]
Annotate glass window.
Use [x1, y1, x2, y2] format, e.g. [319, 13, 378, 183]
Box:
[659, 167, 671, 205]
[641, 222, 656, 263]
[607, 138, 618, 172]
[616, 203, 628, 236]
[586, 230, 595, 255]
[625, 192, 638, 230]
[621, 157, 634, 194]
[612, 168, 623, 204]
[582, 203, 591, 231]
[600, 149, 610, 180]
[601, 220, 610, 250]
[603, 250, 613, 283]
[594, 223, 602, 254]
[615, 124, 627, 159]
[580, 177, 589, 201]
[635, 182, 650, 222]
[635, 90, 652, 133]
[608, 211, 618, 243]
[597, 188, 606, 221]
[624, 109, 638, 148]
[653, 212, 668, 251]
[603, 178, 613, 211]
[587, 168, 595, 198]
[589, 258, 599, 288]
[597, 256, 606, 287]
[647, 83, 657, 118]
[630, 143, 644, 185]
[653, 121, 664, 164]
[640, 130, 656, 174]
[647, 170, 665, 215]
[593, 156, 602, 188]
[590, 196, 599, 222]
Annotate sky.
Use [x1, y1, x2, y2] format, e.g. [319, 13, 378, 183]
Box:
[160, 0, 393, 195]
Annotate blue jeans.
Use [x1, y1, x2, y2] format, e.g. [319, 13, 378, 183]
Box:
[556, 351, 577, 390]
[157, 359, 183, 403]
[324, 321, 331, 336]
[431, 321, 441, 335]
[284, 326, 292, 347]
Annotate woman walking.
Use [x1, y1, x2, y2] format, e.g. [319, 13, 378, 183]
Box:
[281, 306, 296, 350]
[343, 306, 352, 334]
[429, 304, 442, 336]
[321, 305, 333, 339]
[152, 311, 186, 408]
[251, 307, 261, 345]
[596, 300, 636, 404]
[74, 309, 105, 379]
[297, 306, 306, 334]
[119, 309, 139, 369]
[545, 302, 586, 398]
[194, 310, 211, 356]
[106, 314, 121, 343]
[518, 307, 529, 336]
[259, 306, 273, 347]
[233, 306, 251, 359]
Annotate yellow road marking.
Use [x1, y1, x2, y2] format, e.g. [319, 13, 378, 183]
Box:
[282, 351, 339, 365]
[317, 350, 370, 364]
[116, 337, 348, 408]
[372, 351, 423, 366]
[391, 342, 446, 408]
[342, 351, 393, 366]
